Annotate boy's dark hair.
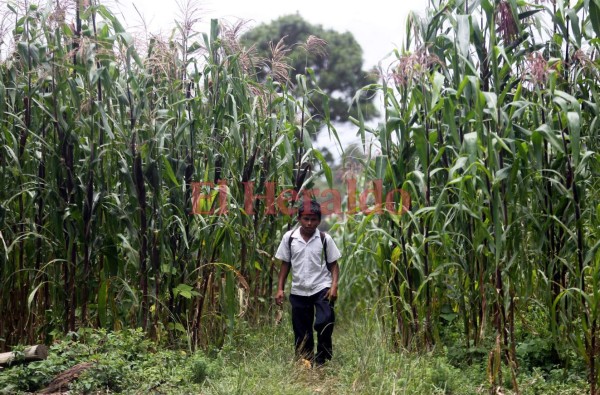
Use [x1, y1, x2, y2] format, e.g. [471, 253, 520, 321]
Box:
[297, 199, 321, 220]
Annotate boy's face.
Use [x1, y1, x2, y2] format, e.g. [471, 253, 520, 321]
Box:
[299, 213, 321, 234]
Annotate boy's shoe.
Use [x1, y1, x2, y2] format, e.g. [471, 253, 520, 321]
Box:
[300, 358, 312, 369]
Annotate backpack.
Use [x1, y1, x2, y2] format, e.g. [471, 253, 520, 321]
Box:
[288, 230, 333, 271]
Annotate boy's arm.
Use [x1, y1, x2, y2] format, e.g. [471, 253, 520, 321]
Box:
[275, 261, 291, 305]
[325, 261, 339, 301]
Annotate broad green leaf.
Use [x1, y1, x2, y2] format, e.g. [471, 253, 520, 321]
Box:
[456, 15, 471, 61]
[413, 126, 428, 169]
[162, 156, 180, 187]
[98, 279, 109, 328]
[567, 112, 581, 167]
[482, 92, 498, 122]
[535, 124, 564, 154]
[431, 72, 445, 109]
[566, 9, 582, 47]
[554, 90, 579, 109]
[463, 132, 478, 159]
[0, 80, 5, 118]
[27, 282, 46, 312]
[449, 157, 468, 180]
[590, 0, 600, 38]
[312, 148, 333, 188]
[173, 284, 197, 299]
[518, 9, 543, 20]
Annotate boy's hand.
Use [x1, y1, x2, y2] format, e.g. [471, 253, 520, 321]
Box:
[275, 289, 285, 306]
[326, 287, 338, 302]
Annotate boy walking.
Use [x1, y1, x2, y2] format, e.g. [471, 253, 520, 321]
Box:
[275, 200, 341, 366]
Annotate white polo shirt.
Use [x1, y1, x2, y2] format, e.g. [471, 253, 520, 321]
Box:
[275, 228, 342, 296]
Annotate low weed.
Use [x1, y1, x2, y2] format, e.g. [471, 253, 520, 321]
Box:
[0, 309, 588, 394]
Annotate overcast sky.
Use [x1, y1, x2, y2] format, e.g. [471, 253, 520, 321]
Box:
[110, 0, 431, 157]
[112, 0, 430, 69]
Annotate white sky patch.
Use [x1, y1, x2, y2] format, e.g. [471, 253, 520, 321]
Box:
[112, 0, 429, 68]
[109, 0, 431, 160]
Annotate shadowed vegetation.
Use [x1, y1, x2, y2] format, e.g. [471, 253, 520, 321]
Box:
[344, 0, 600, 392]
[0, 0, 336, 351]
[0, 0, 599, 394]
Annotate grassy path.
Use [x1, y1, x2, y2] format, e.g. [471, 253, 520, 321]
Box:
[197, 311, 585, 395]
[0, 310, 588, 394]
[193, 312, 466, 394]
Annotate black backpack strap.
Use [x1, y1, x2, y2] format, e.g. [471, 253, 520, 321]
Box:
[287, 233, 294, 260]
[320, 231, 336, 273]
[320, 231, 328, 265]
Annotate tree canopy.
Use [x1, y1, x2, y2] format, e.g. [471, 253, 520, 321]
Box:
[241, 14, 378, 124]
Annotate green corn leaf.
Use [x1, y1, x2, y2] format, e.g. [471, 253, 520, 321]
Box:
[162, 156, 180, 187]
[535, 125, 564, 154]
[431, 72, 445, 109]
[312, 148, 333, 188]
[590, 0, 600, 38]
[174, 284, 197, 299]
[456, 15, 471, 61]
[482, 92, 498, 123]
[566, 9, 582, 47]
[554, 90, 579, 109]
[566, 112, 581, 167]
[0, 80, 5, 117]
[413, 126, 428, 169]
[98, 279, 109, 328]
[463, 132, 478, 159]
[27, 282, 46, 312]
[518, 9, 543, 20]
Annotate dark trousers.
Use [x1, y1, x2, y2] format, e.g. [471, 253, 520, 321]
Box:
[289, 288, 335, 364]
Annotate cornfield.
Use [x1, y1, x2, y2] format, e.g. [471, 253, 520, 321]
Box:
[0, 0, 335, 351]
[1, 0, 600, 393]
[344, 0, 600, 392]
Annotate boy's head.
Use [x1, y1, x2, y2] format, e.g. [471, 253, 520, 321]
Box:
[297, 199, 322, 233]
[297, 199, 322, 220]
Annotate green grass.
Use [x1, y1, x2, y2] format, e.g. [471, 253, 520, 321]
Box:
[222, 313, 585, 395]
[0, 308, 588, 394]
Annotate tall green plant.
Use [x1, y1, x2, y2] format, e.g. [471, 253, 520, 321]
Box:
[0, 0, 336, 352]
[347, 0, 600, 392]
